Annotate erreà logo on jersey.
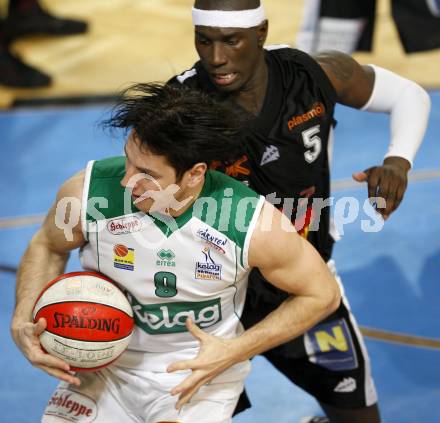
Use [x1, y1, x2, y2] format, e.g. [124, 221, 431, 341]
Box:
[107, 216, 142, 235]
[127, 292, 222, 334]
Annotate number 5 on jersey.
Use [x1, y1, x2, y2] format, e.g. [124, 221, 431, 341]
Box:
[302, 124, 321, 163]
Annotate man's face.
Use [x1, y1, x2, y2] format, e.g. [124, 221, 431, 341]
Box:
[195, 25, 263, 92]
[120, 132, 183, 214]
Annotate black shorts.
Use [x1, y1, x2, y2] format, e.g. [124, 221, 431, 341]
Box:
[234, 268, 377, 413]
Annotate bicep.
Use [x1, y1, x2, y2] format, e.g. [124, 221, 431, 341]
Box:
[248, 203, 329, 297]
[37, 171, 86, 254]
[315, 50, 375, 108]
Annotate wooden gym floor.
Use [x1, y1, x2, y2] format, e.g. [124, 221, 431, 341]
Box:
[0, 0, 439, 108]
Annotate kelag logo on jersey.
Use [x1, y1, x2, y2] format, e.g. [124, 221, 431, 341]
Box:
[195, 247, 222, 281]
[127, 292, 222, 334]
[113, 244, 135, 271]
[304, 318, 358, 371]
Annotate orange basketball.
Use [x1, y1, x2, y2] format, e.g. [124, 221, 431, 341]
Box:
[33, 271, 134, 371]
[114, 244, 129, 257]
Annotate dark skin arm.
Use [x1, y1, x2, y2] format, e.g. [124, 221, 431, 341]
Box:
[315, 50, 411, 219]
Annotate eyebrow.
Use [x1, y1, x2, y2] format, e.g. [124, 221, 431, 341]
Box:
[124, 145, 159, 177]
[195, 30, 242, 41]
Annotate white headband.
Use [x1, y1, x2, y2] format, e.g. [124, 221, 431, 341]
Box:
[192, 5, 266, 28]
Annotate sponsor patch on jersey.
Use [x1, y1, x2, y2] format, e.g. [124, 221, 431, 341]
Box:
[304, 318, 358, 371]
[107, 216, 142, 235]
[195, 247, 222, 281]
[127, 292, 222, 335]
[44, 388, 97, 422]
[195, 227, 228, 254]
[287, 102, 325, 131]
[156, 249, 176, 267]
[113, 244, 135, 271]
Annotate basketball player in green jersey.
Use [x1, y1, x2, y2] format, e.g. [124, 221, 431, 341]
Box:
[11, 84, 340, 423]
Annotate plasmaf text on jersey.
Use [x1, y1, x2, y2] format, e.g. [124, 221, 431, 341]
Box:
[287, 103, 325, 131]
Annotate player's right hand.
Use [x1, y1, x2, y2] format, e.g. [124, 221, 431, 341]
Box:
[11, 318, 81, 386]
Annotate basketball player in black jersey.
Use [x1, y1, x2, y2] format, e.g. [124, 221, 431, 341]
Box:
[169, 1, 431, 422]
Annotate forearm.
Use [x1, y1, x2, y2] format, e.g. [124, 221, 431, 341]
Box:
[236, 205, 341, 362]
[10, 235, 82, 386]
[12, 234, 69, 333]
[231, 291, 339, 362]
[167, 290, 339, 408]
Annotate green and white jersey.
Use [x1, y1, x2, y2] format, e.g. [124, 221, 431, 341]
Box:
[80, 157, 264, 372]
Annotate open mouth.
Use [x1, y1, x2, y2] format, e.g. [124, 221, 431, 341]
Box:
[211, 72, 238, 86]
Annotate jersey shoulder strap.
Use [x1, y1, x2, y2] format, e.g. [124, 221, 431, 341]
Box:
[198, 170, 264, 267]
[83, 156, 137, 225]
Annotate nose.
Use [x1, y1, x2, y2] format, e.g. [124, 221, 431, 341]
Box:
[121, 163, 136, 189]
[210, 42, 227, 68]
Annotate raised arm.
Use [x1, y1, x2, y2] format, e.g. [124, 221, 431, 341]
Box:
[315, 50, 431, 219]
[11, 171, 86, 385]
[168, 202, 340, 408]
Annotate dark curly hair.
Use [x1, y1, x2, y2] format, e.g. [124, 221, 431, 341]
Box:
[104, 83, 246, 179]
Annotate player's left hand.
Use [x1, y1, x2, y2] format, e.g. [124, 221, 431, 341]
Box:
[167, 318, 239, 410]
[352, 156, 410, 220]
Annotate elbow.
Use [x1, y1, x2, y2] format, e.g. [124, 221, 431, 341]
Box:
[330, 284, 342, 314]
[324, 279, 342, 316]
[409, 82, 431, 114]
[406, 82, 431, 118]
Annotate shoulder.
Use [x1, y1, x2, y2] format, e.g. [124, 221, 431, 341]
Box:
[248, 201, 305, 273]
[313, 50, 357, 85]
[57, 169, 85, 203]
[208, 170, 259, 201]
[88, 156, 126, 179]
[266, 45, 319, 68]
[313, 50, 374, 107]
[84, 156, 138, 222]
[266, 46, 337, 102]
[168, 61, 202, 87]
[84, 156, 126, 203]
[196, 171, 264, 258]
[39, 169, 87, 251]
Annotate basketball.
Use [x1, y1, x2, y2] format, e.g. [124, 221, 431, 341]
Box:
[32, 271, 134, 371]
[114, 244, 128, 257]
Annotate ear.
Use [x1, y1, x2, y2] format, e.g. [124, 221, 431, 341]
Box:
[257, 20, 268, 47]
[185, 162, 207, 188]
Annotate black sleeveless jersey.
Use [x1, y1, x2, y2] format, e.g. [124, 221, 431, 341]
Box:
[171, 47, 336, 258]
[171, 46, 337, 308]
